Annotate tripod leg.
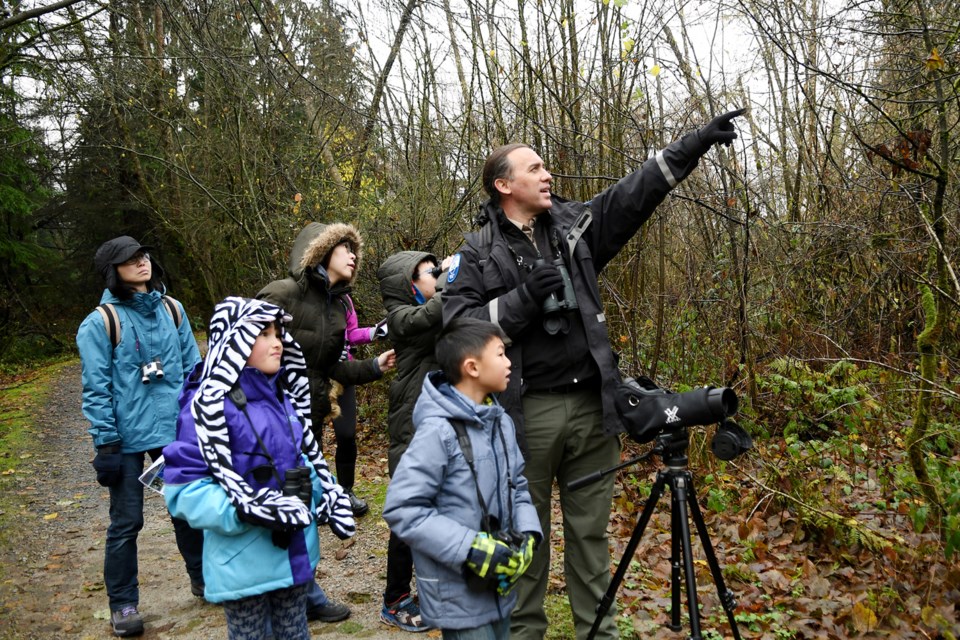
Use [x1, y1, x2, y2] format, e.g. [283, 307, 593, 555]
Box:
[685, 482, 743, 640]
[586, 471, 668, 640]
[671, 472, 703, 640]
[669, 488, 682, 631]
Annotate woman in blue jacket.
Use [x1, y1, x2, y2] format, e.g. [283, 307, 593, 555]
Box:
[76, 236, 203, 637]
[163, 297, 356, 640]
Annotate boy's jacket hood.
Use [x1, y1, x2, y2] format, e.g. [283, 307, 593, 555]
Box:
[413, 370, 505, 428]
[289, 222, 363, 281]
[377, 250, 436, 305]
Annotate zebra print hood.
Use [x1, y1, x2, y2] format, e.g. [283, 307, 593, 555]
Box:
[191, 296, 355, 538]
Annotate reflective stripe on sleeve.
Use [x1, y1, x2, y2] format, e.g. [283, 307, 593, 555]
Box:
[489, 297, 500, 326]
[487, 297, 512, 346]
[655, 150, 678, 188]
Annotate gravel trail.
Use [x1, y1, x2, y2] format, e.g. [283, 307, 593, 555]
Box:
[0, 362, 423, 639]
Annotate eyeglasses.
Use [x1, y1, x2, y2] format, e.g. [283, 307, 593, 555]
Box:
[121, 252, 150, 266]
[415, 266, 442, 280]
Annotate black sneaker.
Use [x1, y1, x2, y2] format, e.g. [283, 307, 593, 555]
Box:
[307, 599, 351, 622]
[346, 491, 369, 517]
[110, 605, 144, 637]
[190, 580, 205, 597]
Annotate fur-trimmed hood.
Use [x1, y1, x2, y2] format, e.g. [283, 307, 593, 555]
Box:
[289, 222, 363, 281]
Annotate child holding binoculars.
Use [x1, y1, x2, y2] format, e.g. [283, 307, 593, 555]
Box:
[163, 297, 356, 640]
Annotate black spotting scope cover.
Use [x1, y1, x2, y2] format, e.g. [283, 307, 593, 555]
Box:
[615, 377, 738, 444]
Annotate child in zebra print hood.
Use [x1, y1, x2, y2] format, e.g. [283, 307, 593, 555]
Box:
[163, 297, 354, 638]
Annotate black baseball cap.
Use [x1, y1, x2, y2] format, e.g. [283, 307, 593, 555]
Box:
[94, 236, 154, 279]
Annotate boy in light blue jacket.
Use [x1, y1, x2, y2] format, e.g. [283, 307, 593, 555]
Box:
[163, 297, 356, 640]
[383, 317, 542, 639]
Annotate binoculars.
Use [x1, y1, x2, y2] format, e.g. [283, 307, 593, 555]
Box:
[282, 466, 313, 505]
[140, 357, 164, 384]
[534, 258, 579, 335]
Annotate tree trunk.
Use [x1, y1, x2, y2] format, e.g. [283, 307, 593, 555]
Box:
[348, 0, 422, 199]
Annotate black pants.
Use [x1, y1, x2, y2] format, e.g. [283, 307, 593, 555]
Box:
[105, 448, 203, 609]
[331, 384, 358, 490]
[384, 530, 414, 605]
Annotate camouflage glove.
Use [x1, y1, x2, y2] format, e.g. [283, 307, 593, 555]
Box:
[502, 533, 538, 593]
[465, 532, 524, 595]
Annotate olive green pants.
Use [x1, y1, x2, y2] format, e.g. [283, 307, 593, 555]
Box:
[510, 389, 620, 640]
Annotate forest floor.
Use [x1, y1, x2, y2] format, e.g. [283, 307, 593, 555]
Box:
[0, 361, 957, 639]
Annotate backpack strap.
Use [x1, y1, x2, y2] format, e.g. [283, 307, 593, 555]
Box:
[451, 416, 515, 532]
[162, 295, 183, 328]
[565, 206, 593, 258]
[477, 220, 493, 271]
[95, 296, 183, 351]
[450, 419, 475, 466]
[464, 220, 495, 272]
[95, 303, 122, 349]
[450, 419, 490, 518]
[471, 209, 589, 272]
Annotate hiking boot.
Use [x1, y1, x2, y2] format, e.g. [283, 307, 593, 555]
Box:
[190, 580, 205, 598]
[346, 491, 369, 517]
[380, 594, 432, 632]
[307, 599, 351, 622]
[110, 605, 144, 637]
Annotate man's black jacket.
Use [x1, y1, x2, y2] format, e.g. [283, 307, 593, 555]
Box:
[442, 132, 713, 451]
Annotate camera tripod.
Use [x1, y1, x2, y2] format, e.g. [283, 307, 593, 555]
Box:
[570, 429, 742, 640]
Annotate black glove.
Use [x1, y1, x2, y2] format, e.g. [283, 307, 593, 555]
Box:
[92, 444, 123, 487]
[524, 261, 564, 303]
[272, 530, 294, 549]
[696, 108, 746, 148]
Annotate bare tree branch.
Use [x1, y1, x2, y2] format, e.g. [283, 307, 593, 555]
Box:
[0, 0, 87, 31]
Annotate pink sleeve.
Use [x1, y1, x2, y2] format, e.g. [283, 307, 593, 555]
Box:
[343, 294, 375, 346]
